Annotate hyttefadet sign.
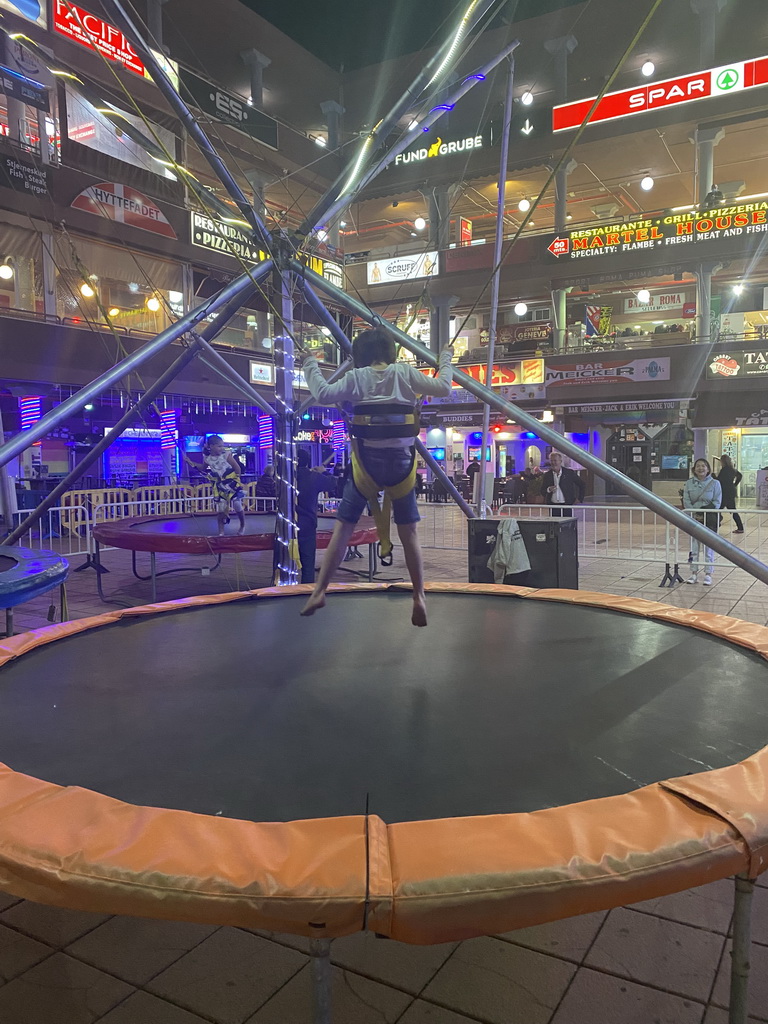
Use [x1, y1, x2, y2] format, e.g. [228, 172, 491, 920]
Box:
[553, 56, 768, 132]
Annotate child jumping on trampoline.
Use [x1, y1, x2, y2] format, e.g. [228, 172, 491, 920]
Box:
[299, 327, 453, 627]
[201, 434, 246, 536]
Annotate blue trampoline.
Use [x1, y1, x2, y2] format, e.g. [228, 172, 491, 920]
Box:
[0, 545, 69, 637]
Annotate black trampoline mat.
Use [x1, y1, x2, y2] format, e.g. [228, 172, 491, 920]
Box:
[0, 555, 16, 573]
[1, 591, 766, 824]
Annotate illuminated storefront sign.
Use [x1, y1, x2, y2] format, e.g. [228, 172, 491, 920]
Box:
[293, 428, 336, 444]
[393, 133, 484, 166]
[192, 212, 330, 279]
[367, 251, 437, 285]
[72, 182, 177, 238]
[54, 1, 144, 75]
[423, 358, 544, 390]
[546, 202, 768, 260]
[249, 362, 274, 385]
[623, 291, 687, 313]
[707, 349, 768, 379]
[0, 0, 46, 27]
[553, 55, 768, 131]
[546, 358, 671, 388]
[480, 321, 552, 345]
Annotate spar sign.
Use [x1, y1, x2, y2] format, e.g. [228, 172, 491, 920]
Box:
[553, 55, 768, 132]
[71, 183, 177, 238]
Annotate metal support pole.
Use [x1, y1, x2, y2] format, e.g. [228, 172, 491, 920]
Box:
[0, 403, 15, 531]
[103, 0, 272, 250]
[729, 874, 754, 1024]
[193, 340, 277, 417]
[416, 440, 475, 518]
[301, 265, 768, 586]
[272, 260, 298, 584]
[309, 937, 332, 1024]
[479, 54, 515, 516]
[0, 268, 265, 469]
[295, 278, 353, 355]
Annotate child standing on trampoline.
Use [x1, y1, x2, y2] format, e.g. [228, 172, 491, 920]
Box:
[202, 435, 246, 536]
[300, 327, 453, 626]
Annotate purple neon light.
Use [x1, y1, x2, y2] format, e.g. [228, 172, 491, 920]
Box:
[159, 410, 178, 451]
[332, 420, 346, 452]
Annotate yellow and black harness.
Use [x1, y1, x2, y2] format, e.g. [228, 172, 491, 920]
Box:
[349, 402, 419, 563]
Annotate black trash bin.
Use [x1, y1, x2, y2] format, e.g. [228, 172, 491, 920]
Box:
[468, 516, 578, 589]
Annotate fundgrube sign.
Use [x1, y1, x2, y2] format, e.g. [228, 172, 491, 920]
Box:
[546, 201, 768, 261]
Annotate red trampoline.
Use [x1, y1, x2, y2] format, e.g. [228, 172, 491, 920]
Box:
[92, 511, 380, 600]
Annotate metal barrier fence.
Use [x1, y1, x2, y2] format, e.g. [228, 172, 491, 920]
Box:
[418, 501, 768, 578]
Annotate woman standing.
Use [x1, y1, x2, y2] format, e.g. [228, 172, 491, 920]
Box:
[682, 458, 723, 586]
[716, 454, 744, 534]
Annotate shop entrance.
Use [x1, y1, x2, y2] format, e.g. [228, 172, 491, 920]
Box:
[606, 433, 651, 494]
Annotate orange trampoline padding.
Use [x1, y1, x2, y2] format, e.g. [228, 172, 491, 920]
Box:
[0, 583, 766, 943]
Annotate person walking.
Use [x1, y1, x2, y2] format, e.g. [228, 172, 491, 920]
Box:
[716, 454, 744, 534]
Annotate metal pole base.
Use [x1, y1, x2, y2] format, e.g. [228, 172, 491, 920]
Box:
[729, 874, 755, 1024]
[659, 563, 684, 587]
[309, 937, 332, 1024]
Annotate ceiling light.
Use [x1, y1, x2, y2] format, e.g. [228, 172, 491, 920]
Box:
[637, 289, 651, 303]
[316, 229, 328, 241]
[321, 326, 332, 336]
[410, 231, 417, 236]
[314, 135, 326, 147]
[521, 91, 533, 105]
[408, 119, 418, 130]
[107, 307, 120, 317]
[414, 216, 427, 230]
[0, 262, 13, 280]
[80, 283, 95, 298]
[146, 296, 161, 312]
[84, 403, 94, 411]
[339, 220, 347, 228]
[518, 198, 530, 212]
[733, 283, 744, 295]
[640, 175, 654, 191]
[514, 302, 528, 316]
[641, 60, 655, 77]
[566, 213, 573, 220]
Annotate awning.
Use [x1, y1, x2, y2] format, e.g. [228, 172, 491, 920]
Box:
[692, 392, 768, 428]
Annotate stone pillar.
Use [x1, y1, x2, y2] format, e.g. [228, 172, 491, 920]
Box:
[428, 292, 458, 356]
[146, 0, 169, 51]
[319, 99, 344, 152]
[695, 260, 722, 344]
[690, 0, 727, 65]
[244, 168, 272, 222]
[692, 126, 725, 205]
[240, 49, 271, 110]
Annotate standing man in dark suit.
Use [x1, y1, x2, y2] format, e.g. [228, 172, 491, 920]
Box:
[541, 451, 585, 517]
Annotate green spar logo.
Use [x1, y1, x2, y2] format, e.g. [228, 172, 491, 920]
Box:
[715, 68, 739, 91]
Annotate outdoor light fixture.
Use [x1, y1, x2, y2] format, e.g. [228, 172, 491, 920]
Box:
[408, 120, 419, 130]
[84, 403, 94, 411]
[518, 198, 531, 212]
[80, 283, 95, 298]
[146, 296, 161, 312]
[414, 216, 427, 230]
[339, 221, 347, 228]
[640, 175, 654, 191]
[107, 307, 120, 317]
[641, 60, 655, 77]
[321, 326, 332, 336]
[316, 229, 328, 241]
[514, 302, 528, 316]
[637, 289, 651, 303]
[521, 90, 533, 105]
[0, 259, 13, 280]
[314, 136, 327, 147]
[733, 283, 744, 295]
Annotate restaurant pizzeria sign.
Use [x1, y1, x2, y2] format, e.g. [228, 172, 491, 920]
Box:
[546, 202, 768, 260]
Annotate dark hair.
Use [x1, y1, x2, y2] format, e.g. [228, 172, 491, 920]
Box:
[693, 458, 712, 475]
[297, 448, 311, 468]
[720, 453, 733, 468]
[203, 434, 224, 455]
[352, 327, 397, 368]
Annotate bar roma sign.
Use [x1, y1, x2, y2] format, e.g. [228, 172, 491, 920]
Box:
[546, 201, 768, 260]
[553, 55, 768, 131]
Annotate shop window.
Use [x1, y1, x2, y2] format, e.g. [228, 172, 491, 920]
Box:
[0, 101, 57, 159]
[65, 85, 177, 179]
[0, 221, 43, 314]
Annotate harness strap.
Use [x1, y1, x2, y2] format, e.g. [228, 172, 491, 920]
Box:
[350, 439, 415, 562]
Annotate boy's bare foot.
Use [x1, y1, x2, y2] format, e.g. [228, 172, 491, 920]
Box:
[412, 598, 427, 627]
[301, 592, 326, 617]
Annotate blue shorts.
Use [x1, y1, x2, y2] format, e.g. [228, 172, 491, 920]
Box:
[337, 446, 420, 526]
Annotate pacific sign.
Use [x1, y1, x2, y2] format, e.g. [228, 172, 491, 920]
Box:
[547, 201, 768, 260]
[553, 56, 768, 132]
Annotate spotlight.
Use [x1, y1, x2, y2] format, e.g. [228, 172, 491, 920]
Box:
[0, 260, 13, 280]
[640, 175, 654, 191]
[314, 135, 326, 147]
[637, 289, 651, 303]
[316, 229, 328, 242]
[521, 90, 533, 105]
[518, 198, 531, 212]
[80, 282, 95, 298]
[732, 283, 744, 295]
[107, 307, 120, 317]
[146, 296, 161, 312]
[641, 60, 655, 77]
[514, 302, 528, 316]
[414, 216, 426, 230]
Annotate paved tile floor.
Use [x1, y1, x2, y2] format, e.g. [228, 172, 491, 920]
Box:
[2, 507, 768, 1023]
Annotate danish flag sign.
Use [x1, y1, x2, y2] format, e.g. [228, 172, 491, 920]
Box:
[553, 55, 768, 132]
[71, 182, 177, 238]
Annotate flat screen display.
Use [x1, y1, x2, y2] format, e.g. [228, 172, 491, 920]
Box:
[661, 455, 689, 470]
[428, 447, 446, 461]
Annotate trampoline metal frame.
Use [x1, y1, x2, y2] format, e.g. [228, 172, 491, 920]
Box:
[0, 583, 766, 1024]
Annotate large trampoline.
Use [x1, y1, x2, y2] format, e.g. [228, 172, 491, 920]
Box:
[0, 544, 68, 636]
[0, 582, 767, 954]
[92, 511, 380, 599]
